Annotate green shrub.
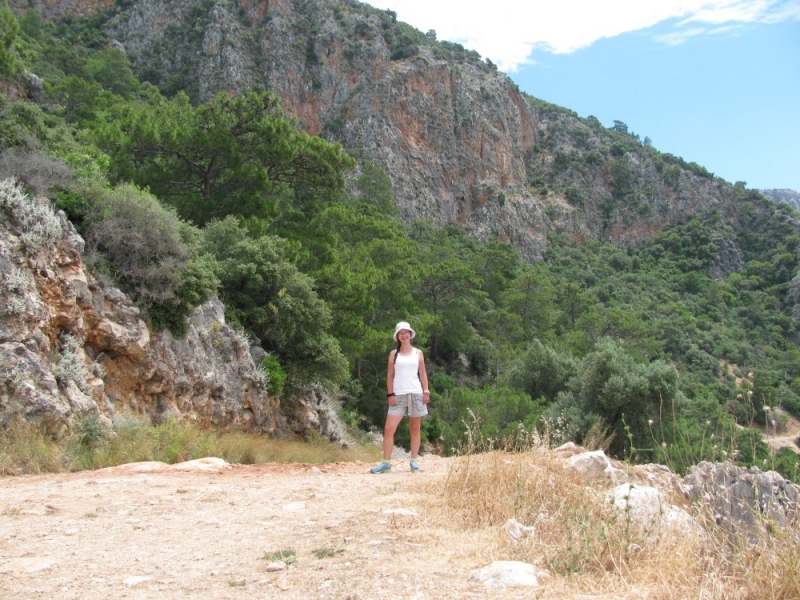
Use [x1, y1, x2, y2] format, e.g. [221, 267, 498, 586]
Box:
[83, 183, 188, 304]
[148, 250, 220, 335]
[85, 45, 138, 97]
[0, 1, 19, 77]
[262, 354, 287, 397]
[507, 339, 577, 403]
[732, 427, 771, 465]
[772, 447, 799, 482]
[17, 8, 41, 39]
[422, 413, 443, 441]
[565, 185, 584, 206]
[388, 22, 421, 60]
[201, 216, 348, 385]
[543, 338, 680, 457]
[610, 159, 634, 201]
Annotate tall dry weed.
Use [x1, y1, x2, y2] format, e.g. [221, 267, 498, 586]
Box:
[687, 506, 800, 600]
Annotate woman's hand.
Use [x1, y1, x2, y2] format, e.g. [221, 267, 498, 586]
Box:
[388, 394, 397, 406]
[423, 390, 430, 404]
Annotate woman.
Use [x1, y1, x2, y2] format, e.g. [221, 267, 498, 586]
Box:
[370, 321, 430, 473]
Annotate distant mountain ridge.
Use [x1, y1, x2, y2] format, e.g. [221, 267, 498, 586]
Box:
[761, 188, 800, 212]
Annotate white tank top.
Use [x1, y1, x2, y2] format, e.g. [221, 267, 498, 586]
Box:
[393, 348, 422, 395]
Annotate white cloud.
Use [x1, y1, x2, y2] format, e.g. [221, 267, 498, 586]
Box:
[652, 26, 712, 46]
[365, 0, 800, 71]
[653, 23, 744, 46]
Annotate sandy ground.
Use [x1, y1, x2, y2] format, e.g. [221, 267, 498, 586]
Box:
[0, 456, 540, 600]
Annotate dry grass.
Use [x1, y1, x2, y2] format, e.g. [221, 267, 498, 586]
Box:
[439, 448, 642, 574]
[0, 416, 379, 475]
[213, 429, 378, 465]
[687, 508, 800, 600]
[0, 419, 67, 475]
[431, 424, 800, 599]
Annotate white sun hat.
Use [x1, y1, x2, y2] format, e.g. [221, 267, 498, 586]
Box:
[393, 321, 416, 341]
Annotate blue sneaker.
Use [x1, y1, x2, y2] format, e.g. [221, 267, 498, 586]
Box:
[410, 459, 420, 471]
[370, 461, 391, 474]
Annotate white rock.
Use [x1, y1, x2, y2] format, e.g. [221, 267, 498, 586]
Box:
[607, 483, 698, 538]
[565, 450, 612, 478]
[129, 461, 169, 472]
[552, 441, 583, 456]
[607, 483, 664, 525]
[0, 557, 56, 574]
[171, 457, 229, 471]
[471, 560, 539, 587]
[123, 575, 153, 587]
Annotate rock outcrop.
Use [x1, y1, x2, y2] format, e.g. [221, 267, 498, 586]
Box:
[0, 178, 287, 436]
[682, 461, 800, 537]
[560, 446, 800, 542]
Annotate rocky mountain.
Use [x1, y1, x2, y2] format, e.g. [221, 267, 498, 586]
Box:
[8, 0, 776, 261]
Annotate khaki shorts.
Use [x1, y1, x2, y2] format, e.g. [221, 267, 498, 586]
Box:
[388, 393, 428, 418]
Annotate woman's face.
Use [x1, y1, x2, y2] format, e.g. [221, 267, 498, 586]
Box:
[397, 329, 412, 341]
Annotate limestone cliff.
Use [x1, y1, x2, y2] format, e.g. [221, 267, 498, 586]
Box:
[95, 0, 544, 255]
[0, 178, 286, 435]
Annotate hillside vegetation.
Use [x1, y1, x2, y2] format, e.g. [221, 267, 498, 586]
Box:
[1, 0, 799, 481]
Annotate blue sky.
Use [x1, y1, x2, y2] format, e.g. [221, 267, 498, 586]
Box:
[366, 1, 800, 192]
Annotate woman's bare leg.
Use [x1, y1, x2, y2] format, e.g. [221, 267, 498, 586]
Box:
[409, 416, 422, 458]
[383, 415, 404, 459]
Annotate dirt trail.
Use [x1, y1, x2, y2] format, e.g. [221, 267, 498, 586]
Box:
[0, 456, 527, 600]
[763, 410, 800, 455]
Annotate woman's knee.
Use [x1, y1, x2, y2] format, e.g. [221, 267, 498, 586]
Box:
[384, 416, 402, 435]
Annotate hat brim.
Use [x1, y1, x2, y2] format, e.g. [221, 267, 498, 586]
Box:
[393, 328, 416, 341]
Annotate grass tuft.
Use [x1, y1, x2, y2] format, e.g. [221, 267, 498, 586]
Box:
[263, 549, 296, 565]
[314, 547, 342, 559]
